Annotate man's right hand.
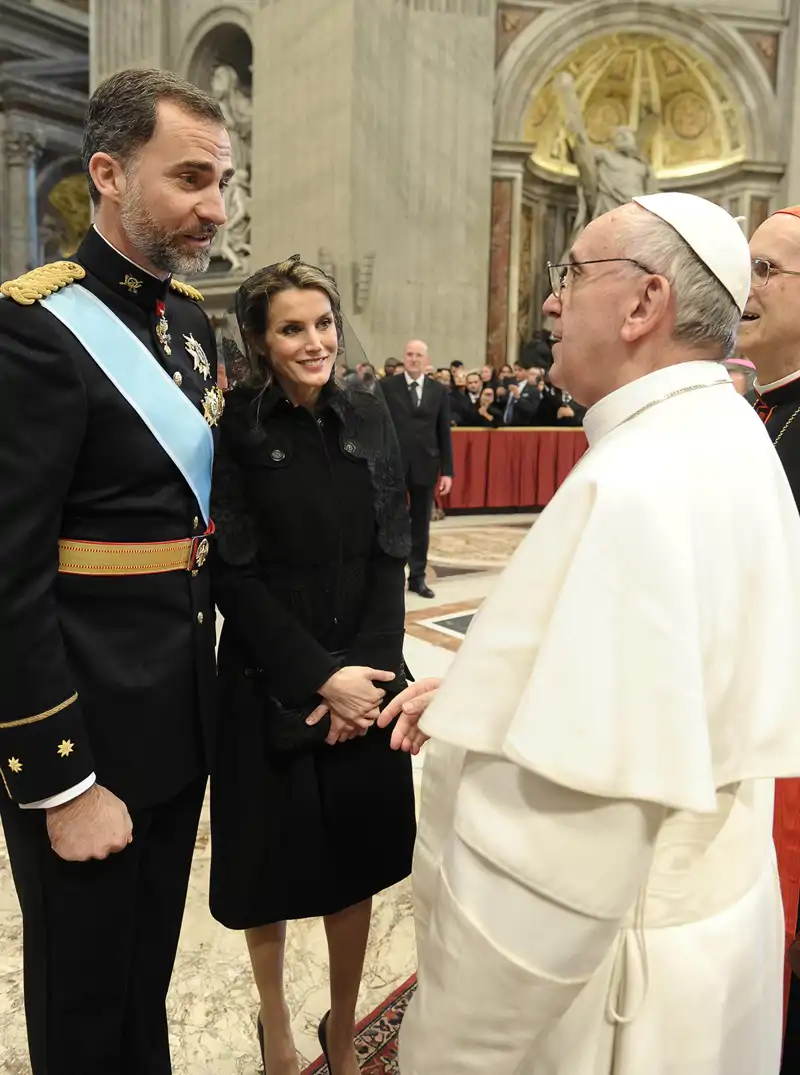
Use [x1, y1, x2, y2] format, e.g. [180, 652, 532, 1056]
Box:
[377, 677, 443, 753]
[46, 784, 133, 862]
[318, 665, 395, 729]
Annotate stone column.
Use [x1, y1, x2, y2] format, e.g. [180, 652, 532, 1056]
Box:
[488, 143, 536, 368]
[3, 132, 43, 280]
[90, 0, 166, 88]
[252, 0, 496, 366]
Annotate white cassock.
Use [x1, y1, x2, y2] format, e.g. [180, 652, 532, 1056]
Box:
[399, 360, 800, 1075]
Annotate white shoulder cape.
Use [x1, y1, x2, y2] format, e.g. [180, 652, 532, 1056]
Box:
[420, 362, 800, 813]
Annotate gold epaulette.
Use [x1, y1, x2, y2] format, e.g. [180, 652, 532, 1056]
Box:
[0, 261, 86, 306]
[170, 279, 205, 302]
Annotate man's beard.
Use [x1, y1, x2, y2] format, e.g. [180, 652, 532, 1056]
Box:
[120, 184, 217, 276]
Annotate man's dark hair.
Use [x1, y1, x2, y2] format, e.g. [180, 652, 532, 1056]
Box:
[82, 68, 226, 205]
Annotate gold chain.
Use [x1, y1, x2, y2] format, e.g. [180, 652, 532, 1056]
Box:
[568, 379, 730, 475]
[616, 379, 731, 431]
[772, 404, 800, 447]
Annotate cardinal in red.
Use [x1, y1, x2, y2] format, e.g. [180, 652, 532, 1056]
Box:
[740, 204, 800, 1065]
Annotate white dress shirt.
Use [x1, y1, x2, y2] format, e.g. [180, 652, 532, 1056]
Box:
[405, 371, 425, 404]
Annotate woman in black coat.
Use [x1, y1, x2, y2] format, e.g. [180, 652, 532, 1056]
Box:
[210, 256, 415, 1075]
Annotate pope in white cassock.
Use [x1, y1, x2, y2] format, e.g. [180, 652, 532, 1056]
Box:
[378, 192, 800, 1074]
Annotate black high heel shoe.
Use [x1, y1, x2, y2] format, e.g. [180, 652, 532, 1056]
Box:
[257, 1013, 266, 1074]
[317, 1011, 333, 1073]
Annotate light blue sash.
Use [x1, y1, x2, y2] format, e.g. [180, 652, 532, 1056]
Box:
[41, 284, 213, 525]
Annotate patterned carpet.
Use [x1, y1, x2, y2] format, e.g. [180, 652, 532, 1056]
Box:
[427, 525, 529, 569]
[302, 976, 417, 1074]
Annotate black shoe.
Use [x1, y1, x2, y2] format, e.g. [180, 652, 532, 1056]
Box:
[318, 1011, 333, 1073]
[257, 1013, 266, 1074]
[409, 580, 435, 598]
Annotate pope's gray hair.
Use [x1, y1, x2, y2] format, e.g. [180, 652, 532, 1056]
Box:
[620, 210, 740, 359]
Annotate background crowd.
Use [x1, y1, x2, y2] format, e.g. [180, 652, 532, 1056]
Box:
[335, 329, 586, 430]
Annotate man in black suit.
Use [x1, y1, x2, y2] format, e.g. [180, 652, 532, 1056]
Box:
[504, 364, 545, 425]
[382, 339, 454, 598]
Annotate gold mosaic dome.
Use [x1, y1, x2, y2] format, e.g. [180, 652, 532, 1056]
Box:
[524, 32, 747, 179]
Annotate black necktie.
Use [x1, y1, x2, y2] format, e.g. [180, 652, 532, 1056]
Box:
[410, 380, 421, 407]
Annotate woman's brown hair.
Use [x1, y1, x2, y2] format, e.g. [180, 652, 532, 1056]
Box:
[233, 255, 344, 392]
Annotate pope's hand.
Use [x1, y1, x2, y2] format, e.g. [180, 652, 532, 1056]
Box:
[377, 677, 443, 753]
[46, 784, 133, 862]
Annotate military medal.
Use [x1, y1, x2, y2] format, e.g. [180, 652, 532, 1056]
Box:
[194, 538, 210, 569]
[184, 333, 211, 380]
[202, 385, 225, 427]
[120, 273, 143, 294]
[155, 300, 172, 356]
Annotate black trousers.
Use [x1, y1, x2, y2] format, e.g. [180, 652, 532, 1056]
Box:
[1, 775, 206, 1075]
[407, 481, 435, 585]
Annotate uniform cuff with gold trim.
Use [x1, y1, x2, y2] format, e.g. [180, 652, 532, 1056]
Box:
[0, 693, 95, 804]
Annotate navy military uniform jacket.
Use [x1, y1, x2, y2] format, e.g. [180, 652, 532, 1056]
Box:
[0, 227, 219, 809]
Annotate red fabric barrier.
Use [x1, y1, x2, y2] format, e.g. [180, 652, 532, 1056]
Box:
[440, 428, 589, 511]
[443, 428, 491, 509]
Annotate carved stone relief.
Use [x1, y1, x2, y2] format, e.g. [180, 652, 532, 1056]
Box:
[496, 6, 542, 64]
[210, 62, 252, 275]
[741, 31, 779, 90]
[4, 132, 43, 167]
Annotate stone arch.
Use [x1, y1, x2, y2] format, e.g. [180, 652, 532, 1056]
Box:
[177, 6, 254, 94]
[495, 0, 778, 164]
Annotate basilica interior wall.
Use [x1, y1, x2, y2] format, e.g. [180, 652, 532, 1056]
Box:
[33, 0, 800, 368]
[250, 0, 495, 369]
[0, 0, 89, 280]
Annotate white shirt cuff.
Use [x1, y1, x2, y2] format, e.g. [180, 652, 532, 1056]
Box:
[19, 773, 97, 810]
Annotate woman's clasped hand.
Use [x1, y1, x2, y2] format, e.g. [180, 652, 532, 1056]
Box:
[306, 665, 396, 745]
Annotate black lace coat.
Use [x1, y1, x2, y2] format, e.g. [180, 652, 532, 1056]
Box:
[212, 378, 410, 699]
[208, 379, 415, 925]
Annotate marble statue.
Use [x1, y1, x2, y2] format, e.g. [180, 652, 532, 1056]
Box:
[555, 71, 657, 242]
[210, 63, 252, 275]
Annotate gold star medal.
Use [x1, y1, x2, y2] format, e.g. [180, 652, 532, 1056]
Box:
[8, 757, 22, 773]
[155, 300, 172, 356]
[57, 739, 75, 758]
[184, 333, 211, 380]
[202, 385, 225, 427]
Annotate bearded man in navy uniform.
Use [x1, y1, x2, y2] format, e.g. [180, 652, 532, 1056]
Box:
[0, 69, 232, 1075]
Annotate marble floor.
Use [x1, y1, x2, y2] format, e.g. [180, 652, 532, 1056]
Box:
[0, 514, 536, 1075]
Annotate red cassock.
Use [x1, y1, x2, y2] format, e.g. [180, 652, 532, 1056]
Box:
[774, 778, 800, 1029]
[756, 360, 800, 1032]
